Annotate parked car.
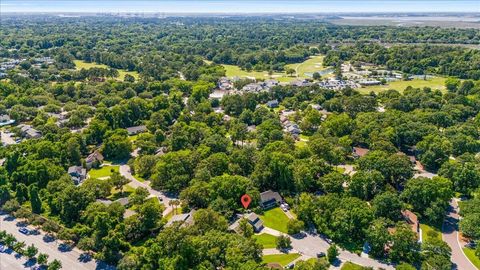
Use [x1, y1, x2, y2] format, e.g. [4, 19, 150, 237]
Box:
[316, 252, 326, 258]
[0, 244, 6, 252]
[466, 241, 476, 248]
[285, 263, 295, 269]
[18, 227, 29, 235]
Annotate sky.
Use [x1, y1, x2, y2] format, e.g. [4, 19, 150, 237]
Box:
[1, 0, 479, 14]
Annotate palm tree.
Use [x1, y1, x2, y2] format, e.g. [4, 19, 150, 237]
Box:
[169, 200, 181, 215]
[0, 230, 7, 242]
[4, 234, 16, 247]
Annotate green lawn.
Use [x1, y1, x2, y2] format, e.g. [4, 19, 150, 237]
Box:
[463, 247, 480, 269]
[341, 262, 368, 270]
[262, 253, 301, 266]
[357, 77, 446, 94]
[420, 223, 442, 242]
[74, 60, 140, 81]
[133, 174, 146, 182]
[335, 166, 346, 174]
[295, 140, 307, 148]
[259, 207, 290, 233]
[253, 233, 277, 249]
[223, 64, 296, 82]
[223, 55, 332, 83]
[285, 55, 331, 78]
[108, 184, 135, 200]
[88, 165, 119, 179]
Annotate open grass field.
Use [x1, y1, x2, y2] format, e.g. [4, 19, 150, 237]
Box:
[74, 60, 140, 81]
[88, 165, 119, 179]
[262, 253, 301, 266]
[463, 247, 480, 269]
[285, 55, 332, 78]
[222, 64, 296, 82]
[253, 233, 277, 249]
[341, 262, 368, 270]
[223, 55, 331, 83]
[259, 207, 290, 233]
[74, 60, 109, 69]
[358, 77, 446, 94]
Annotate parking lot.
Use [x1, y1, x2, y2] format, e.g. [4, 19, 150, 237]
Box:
[0, 213, 104, 270]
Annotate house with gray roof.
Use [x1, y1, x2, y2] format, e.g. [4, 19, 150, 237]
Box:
[18, 124, 41, 139]
[126, 125, 147, 136]
[68, 165, 87, 185]
[229, 213, 264, 233]
[166, 210, 195, 227]
[260, 190, 283, 209]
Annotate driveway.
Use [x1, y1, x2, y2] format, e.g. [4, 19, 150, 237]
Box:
[0, 213, 109, 270]
[442, 199, 477, 270]
[119, 164, 174, 217]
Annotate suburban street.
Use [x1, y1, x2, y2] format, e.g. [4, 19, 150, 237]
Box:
[0, 213, 106, 270]
[442, 199, 478, 270]
[260, 226, 395, 269]
[119, 164, 174, 217]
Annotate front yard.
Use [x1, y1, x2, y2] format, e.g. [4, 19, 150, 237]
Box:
[259, 207, 290, 234]
[88, 165, 119, 179]
[262, 253, 301, 266]
[253, 233, 277, 249]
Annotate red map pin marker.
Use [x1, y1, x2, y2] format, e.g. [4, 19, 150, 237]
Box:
[241, 194, 251, 209]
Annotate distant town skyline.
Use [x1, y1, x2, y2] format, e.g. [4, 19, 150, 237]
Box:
[1, 0, 479, 14]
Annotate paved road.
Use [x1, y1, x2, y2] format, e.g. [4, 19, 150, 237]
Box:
[119, 164, 174, 217]
[259, 226, 394, 270]
[442, 199, 477, 270]
[0, 248, 32, 270]
[0, 214, 103, 270]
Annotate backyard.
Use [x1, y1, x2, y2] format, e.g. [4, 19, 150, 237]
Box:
[259, 207, 290, 233]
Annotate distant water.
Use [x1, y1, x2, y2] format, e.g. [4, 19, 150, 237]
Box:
[1, 0, 479, 13]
